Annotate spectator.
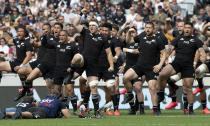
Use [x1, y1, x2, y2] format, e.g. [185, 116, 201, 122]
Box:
[0, 38, 9, 59]
[132, 14, 145, 35]
[126, 7, 137, 22]
[169, 0, 181, 23]
[112, 8, 126, 26]
[154, 0, 164, 14]
[61, 7, 76, 24]
[194, 16, 205, 32]
[153, 6, 167, 26]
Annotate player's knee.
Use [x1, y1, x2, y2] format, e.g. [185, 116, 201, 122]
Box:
[89, 80, 99, 87]
[106, 79, 115, 88]
[72, 53, 84, 67]
[170, 74, 181, 82]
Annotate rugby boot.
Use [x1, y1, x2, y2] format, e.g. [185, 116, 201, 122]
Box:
[202, 108, 210, 114]
[120, 88, 127, 95]
[184, 109, 189, 114]
[14, 89, 26, 101]
[121, 93, 134, 104]
[193, 87, 204, 95]
[114, 110, 120, 116]
[165, 102, 178, 109]
[105, 108, 113, 115]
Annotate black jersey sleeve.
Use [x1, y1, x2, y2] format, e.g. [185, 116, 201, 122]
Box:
[157, 38, 165, 51]
[25, 39, 33, 52]
[196, 38, 203, 49]
[171, 36, 180, 48]
[41, 35, 48, 46]
[114, 38, 122, 48]
[103, 37, 110, 50]
[134, 36, 140, 43]
[80, 28, 88, 37]
[159, 32, 168, 45]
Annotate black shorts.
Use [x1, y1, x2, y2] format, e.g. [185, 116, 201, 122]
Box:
[205, 60, 210, 71]
[9, 60, 21, 72]
[132, 76, 142, 84]
[28, 107, 46, 119]
[170, 61, 195, 78]
[37, 62, 55, 79]
[78, 56, 99, 77]
[132, 65, 158, 82]
[98, 66, 115, 81]
[54, 66, 72, 85]
[29, 60, 39, 70]
[124, 65, 133, 74]
[113, 64, 119, 77]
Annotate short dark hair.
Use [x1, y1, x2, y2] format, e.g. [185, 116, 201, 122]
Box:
[101, 22, 112, 30]
[43, 23, 51, 29]
[17, 25, 28, 37]
[184, 22, 193, 28]
[145, 21, 154, 28]
[23, 96, 34, 103]
[112, 24, 119, 31]
[54, 22, 63, 29]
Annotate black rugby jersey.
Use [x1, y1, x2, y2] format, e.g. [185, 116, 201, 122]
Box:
[55, 42, 78, 67]
[81, 28, 109, 61]
[13, 36, 33, 63]
[134, 34, 165, 69]
[171, 35, 203, 64]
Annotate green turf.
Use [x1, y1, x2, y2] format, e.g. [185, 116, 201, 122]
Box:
[1, 110, 210, 126]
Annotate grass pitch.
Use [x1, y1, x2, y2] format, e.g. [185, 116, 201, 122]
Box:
[0, 110, 210, 126]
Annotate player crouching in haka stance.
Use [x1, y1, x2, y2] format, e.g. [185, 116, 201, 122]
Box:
[123, 22, 166, 116]
[157, 22, 206, 115]
[70, 16, 114, 118]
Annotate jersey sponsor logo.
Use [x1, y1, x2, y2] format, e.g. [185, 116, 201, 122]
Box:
[190, 39, 195, 42]
[59, 49, 66, 52]
[16, 102, 29, 108]
[40, 98, 54, 103]
[183, 41, 190, 44]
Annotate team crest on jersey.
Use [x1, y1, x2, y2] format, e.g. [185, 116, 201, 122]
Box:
[190, 39, 195, 42]
[60, 49, 65, 52]
[21, 43, 24, 46]
[66, 46, 71, 49]
[180, 38, 184, 40]
[57, 45, 60, 48]
[108, 40, 111, 44]
[146, 39, 156, 44]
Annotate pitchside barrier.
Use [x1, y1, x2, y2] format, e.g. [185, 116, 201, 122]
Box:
[0, 73, 210, 110]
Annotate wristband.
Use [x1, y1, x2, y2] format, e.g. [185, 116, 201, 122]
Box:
[208, 47, 210, 51]
[114, 56, 118, 59]
[126, 49, 134, 53]
[20, 64, 23, 68]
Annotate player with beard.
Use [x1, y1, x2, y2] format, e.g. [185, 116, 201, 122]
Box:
[0, 25, 33, 100]
[123, 22, 166, 115]
[120, 27, 145, 115]
[70, 16, 114, 118]
[99, 23, 121, 116]
[14, 23, 52, 101]
[53, 30, 79, 114]
[23, 23, 62, 93]
[157, 22, 206, 115]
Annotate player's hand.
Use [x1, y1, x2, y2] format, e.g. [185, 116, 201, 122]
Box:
[113, 57, 117, 63]
[153, 64, 161, 73]
[14, 66, 20, 72]
[67, 67, 71, 72]
[108, 66, 114, 72]
[133, 49, 139, 54]
[118, 65, 125, 73]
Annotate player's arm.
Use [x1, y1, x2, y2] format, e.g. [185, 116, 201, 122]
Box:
[73, 15, 84, 33]
[113, 47, 121, 63]
[153, 49, 166, 73]
[165, 44, 175, 58]
[105, 47, 114, 72]
[61, 108, 71, 118]
[193, 50, 200, 68]
[198, 47, 206, 63]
